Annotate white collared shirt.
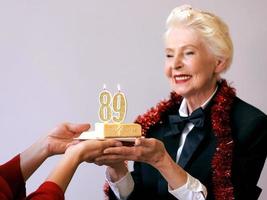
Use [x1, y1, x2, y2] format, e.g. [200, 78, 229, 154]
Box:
[106, 87, 218, 200]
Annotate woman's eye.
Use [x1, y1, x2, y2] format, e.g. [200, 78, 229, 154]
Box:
[166, 54, 173, 58]
[185, 51, 194, 56]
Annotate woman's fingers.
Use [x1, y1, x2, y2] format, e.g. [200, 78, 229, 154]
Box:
[103, 146, 135, 155]
[94, 154, 129, 164]
[49, 123, 91, 140]
[135, 137, 157, 147]
[103, 138, 151, 154]
[100, 139, 123, 149]
[103, 138, 154, 155]
[65, 123, 91, 134]
[80, 139, 123, 152]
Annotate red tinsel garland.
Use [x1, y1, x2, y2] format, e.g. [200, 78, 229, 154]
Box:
[104, 79, 236, 200]
[210, 80, 235, 200]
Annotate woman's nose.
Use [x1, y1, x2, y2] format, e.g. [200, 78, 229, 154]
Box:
[172, 55, 183, 70]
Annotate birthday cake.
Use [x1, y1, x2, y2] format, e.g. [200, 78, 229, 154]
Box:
[78, 122, 142, 140]
[77, 84, 142, 140]
[95, 123, 141, 137]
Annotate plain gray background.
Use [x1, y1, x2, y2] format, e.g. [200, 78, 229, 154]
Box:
[0, 0, 266, 199]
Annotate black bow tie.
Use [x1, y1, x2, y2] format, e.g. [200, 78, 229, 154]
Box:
[169, 107, 205, 133]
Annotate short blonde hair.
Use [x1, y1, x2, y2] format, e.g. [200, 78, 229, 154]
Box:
[165, 5, 233, 71]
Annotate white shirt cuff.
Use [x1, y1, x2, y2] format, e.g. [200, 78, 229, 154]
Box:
[168, 173, 207, 200]
[105, 169, 134, 200]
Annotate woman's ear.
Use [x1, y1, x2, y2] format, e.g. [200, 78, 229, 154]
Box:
[214, 59, 226, 74]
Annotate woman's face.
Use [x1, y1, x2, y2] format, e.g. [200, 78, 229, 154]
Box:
[164, 27, 222, 101]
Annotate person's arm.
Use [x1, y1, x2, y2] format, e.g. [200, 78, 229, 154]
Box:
[25, 139, 122, 199]
[46, 139, 122, 192]
[106, 167, 134, 200]
[104, 159, 206, 200]
[0, 123, 89, 199]
[25, 152, 79, 199]
[26, 182, 64, 200]
[168, 172, 207, 199]
[155, 149, 207, 200]
[0, 155, 26, 199]
[20, 137, 50, 182]
[97, 138, 187, 189]
[20, 123, 90, 181]
[96, 138, 207, 200]
[94, 152, 134, 200]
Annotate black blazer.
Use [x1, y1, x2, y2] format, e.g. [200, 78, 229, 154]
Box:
[108, 97, 267, 200]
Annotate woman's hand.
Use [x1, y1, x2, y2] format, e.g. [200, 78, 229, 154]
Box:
[95, 138, 168, 168]
[93, 138, 168, 182]
[95, 137, 187, 188]
[94, 157, 128, 182]
[46, 139, 122, 192]
[67, 139, 127, 183]
[44, 123, 90, 157]
[66, 139, 123, 164]
[20, 123, 90, 181]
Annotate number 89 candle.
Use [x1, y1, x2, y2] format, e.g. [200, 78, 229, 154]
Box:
[98, 84, 127, 123]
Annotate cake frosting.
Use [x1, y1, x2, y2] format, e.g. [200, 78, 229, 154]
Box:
[78, 122, 142, 139]
[94, 122, 142, 138]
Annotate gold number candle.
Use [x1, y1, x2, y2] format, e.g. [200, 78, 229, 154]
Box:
[98, 84, 112, 122]
[112, 84, 127, 123]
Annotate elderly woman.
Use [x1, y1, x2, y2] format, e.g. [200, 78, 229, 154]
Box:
[96, 5, 267, 200]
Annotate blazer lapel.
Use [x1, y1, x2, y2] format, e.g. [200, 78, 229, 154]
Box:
[157, 127, 181, 195]
[178, 127, 206, 168]
[163, 127, 181, 161]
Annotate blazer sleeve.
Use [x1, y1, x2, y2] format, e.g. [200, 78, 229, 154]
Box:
[0, 154, 26, 199]
[232, 113, 267, 200]
[125, 161, 144, 199]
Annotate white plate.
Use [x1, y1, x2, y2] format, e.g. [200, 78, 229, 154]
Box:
[74, 131, 139, 142]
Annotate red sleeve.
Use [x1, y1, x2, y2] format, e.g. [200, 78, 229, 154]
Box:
[26, 181, 64, 200]
[0, 154, 26, 199]
[0, 176, 12, 200]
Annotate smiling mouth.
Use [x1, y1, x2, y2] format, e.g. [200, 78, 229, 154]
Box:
[173, 75, 192, 83]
